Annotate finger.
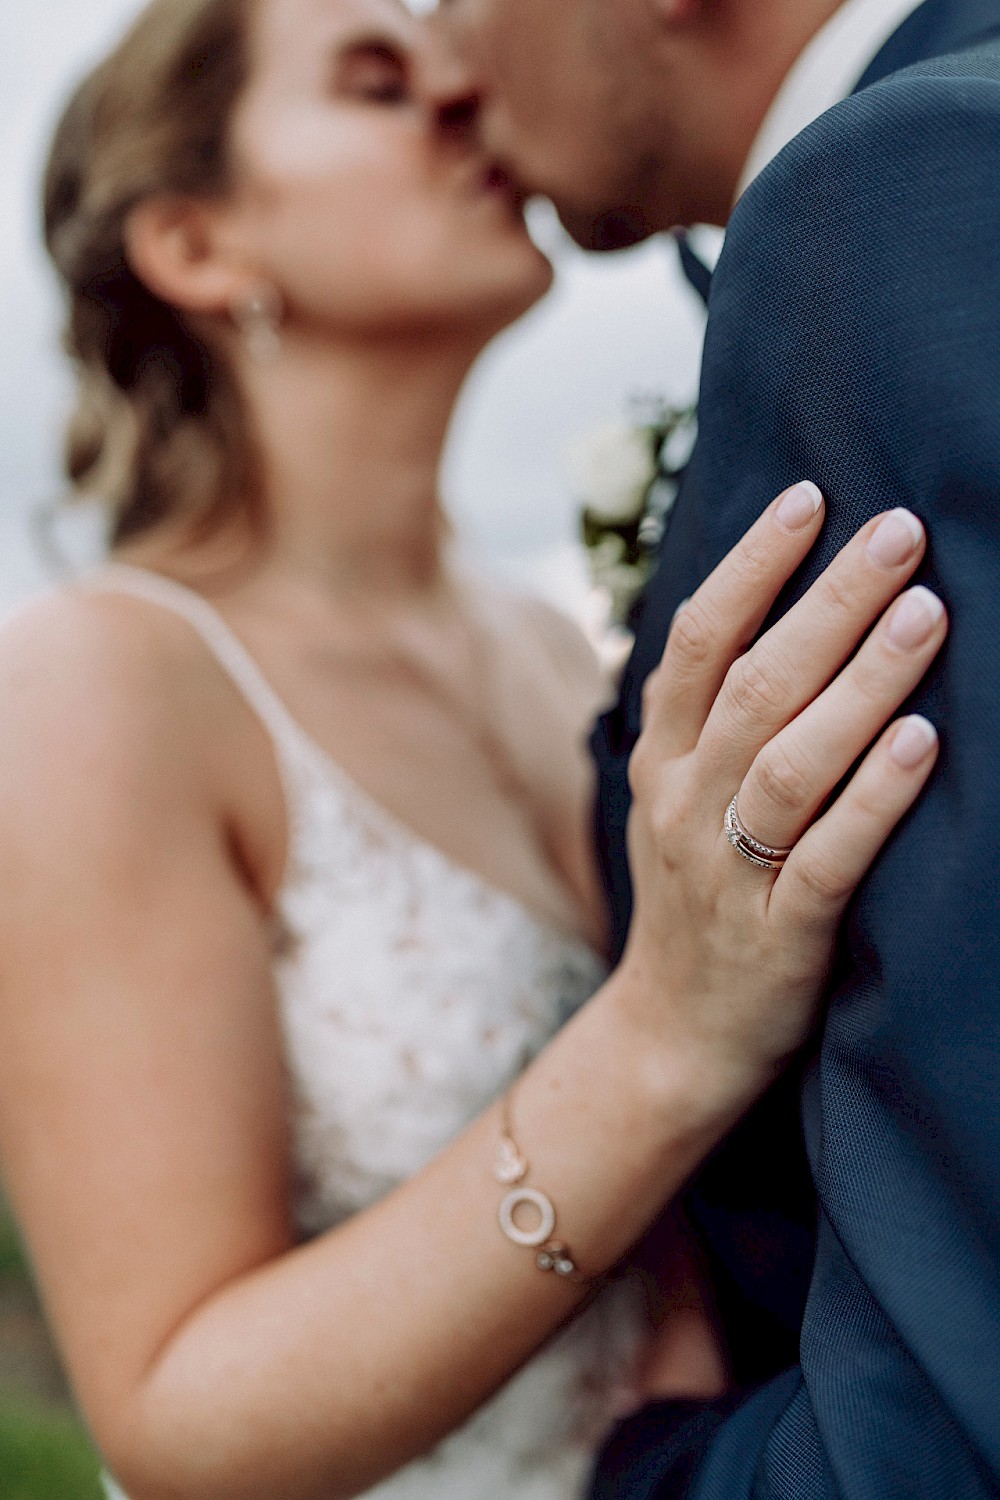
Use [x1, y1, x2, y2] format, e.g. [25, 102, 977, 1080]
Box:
[736, 586, 947, 849]
[697, 507, 927, 788]
[641, 481, 826, 754]
[770, 715, 940, 927]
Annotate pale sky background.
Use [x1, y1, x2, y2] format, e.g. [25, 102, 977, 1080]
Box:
[0, 0, 709, 615]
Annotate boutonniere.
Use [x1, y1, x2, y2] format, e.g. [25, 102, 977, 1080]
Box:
[568, 398, 697, 631]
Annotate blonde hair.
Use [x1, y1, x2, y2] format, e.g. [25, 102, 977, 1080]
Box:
[43, 0, 260, 546]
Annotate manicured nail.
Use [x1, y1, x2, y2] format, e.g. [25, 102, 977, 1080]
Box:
[775, 481, 823, 533]
[890, 715, 938, 769]
[867, 509, 924, 569]
[885, 586, 945, 651]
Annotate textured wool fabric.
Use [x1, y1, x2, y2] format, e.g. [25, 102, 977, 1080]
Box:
[590, 1396, 748, 1500]
[591, 5, 1000, 1497]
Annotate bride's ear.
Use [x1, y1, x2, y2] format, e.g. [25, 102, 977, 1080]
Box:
[124, 196, 250, 317]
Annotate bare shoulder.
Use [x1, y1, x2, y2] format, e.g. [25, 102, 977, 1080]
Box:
[0, 588, 224, 853]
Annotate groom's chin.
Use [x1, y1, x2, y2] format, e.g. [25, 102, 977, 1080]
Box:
[557, 204, 658, 253]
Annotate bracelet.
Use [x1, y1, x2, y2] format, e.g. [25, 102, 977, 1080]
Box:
[494, 1090, 591, 1284]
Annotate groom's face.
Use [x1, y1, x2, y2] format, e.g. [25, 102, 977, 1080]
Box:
[431, 0, 667, 248]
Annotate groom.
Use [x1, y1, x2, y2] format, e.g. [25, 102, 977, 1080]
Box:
[431, 0, 1000, 1495]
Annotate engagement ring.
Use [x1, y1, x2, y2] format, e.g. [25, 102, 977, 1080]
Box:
[724, 795, 795, 871]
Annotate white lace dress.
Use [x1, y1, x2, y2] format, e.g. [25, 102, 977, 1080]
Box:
[95, 568, 645, 1500]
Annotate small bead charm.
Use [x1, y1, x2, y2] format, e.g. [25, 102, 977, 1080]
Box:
[536, 1241, 578, 1278]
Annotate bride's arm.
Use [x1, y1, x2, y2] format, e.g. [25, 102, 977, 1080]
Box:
[0, 489, 943, 1500]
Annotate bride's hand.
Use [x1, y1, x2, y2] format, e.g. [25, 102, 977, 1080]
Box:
[619, 483, 945, 1093]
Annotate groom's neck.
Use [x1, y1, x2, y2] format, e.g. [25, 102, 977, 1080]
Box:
[656, 0, 845, 228]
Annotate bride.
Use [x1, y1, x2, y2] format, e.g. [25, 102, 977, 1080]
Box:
[0, 1, 946, 1497]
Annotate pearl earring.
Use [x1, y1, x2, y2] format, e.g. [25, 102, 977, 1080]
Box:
[232, 282, 284, 363]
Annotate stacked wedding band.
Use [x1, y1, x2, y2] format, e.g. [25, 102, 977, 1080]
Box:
[724, 795, 794, 871]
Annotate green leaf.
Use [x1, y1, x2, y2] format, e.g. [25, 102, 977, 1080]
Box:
[0, 1205, 32, 1291]
[0, 1399, 104, 1500]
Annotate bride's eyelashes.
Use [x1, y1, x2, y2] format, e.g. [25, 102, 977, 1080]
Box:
[331, 38, 412, 106]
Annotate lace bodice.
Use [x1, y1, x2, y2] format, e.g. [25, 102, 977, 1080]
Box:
[95, 566, 644, 1500]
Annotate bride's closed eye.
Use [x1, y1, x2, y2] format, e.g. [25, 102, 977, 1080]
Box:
[332, 39, 411, 105]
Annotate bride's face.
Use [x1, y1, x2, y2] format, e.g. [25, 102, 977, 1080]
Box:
[222, 0, 553, 339]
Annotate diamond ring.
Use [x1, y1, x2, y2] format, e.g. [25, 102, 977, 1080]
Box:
[724, 795, 795, 871]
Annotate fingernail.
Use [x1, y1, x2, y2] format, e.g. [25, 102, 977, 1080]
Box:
[775, 481, 823, 533]
[885, 586, 945, 651]
[890, 715, 938, 769]
[866, 509, 924, 569]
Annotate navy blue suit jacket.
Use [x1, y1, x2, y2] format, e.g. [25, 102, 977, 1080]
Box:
[591, 3, 1000, 1495]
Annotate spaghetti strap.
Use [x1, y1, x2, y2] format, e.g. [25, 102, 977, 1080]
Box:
[87, 564, 310, 764]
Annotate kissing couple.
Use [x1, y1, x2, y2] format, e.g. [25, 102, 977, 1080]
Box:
[0, 0, 997, 1497]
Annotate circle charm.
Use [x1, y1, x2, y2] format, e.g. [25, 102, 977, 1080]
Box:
[498, 1187, 557, 1248]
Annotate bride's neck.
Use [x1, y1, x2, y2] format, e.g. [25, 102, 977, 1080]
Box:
[253, 335, 469, 600]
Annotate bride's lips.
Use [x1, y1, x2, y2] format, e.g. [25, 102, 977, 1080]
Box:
[468, 158, 529, 215]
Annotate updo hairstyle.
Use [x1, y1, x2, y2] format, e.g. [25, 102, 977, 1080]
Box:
[43, 0, 260, 546]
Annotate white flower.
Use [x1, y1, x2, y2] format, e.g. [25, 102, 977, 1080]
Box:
[565, 420, 658, 524]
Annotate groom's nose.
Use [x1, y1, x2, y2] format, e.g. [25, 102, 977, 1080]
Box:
[418, 27, 483, 143]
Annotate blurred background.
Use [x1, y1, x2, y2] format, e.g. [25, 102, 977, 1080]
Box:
[0, 0, 710, 1493]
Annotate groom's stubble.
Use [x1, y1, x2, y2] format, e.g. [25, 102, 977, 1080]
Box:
[430, 0, 846, 244]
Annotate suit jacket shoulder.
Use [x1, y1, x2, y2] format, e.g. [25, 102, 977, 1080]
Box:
[687, 38, 1000, 605]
